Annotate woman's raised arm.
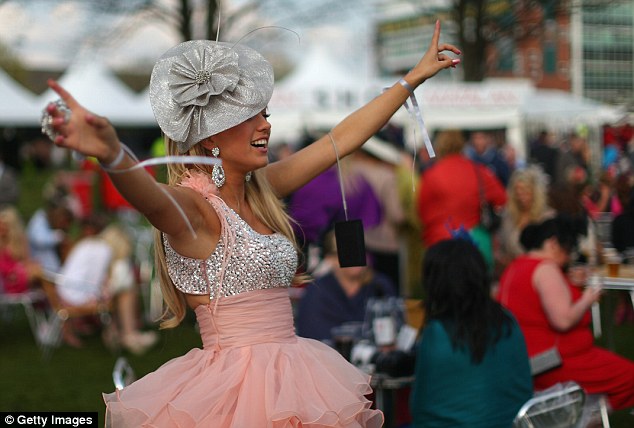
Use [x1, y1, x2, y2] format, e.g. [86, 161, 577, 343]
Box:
[265, 20, 460, 197]
[44, 80, 205, 239]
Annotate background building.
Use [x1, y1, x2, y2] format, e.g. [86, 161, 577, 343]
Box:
[374, 0, 634, 111]
[571, 0, 634, 108]
[485, 0, 572, 91]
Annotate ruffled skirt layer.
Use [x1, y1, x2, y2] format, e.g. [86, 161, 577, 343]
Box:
[104, 289, 383, 427]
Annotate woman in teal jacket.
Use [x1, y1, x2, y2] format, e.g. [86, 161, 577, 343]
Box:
[410, 237, 532, 428]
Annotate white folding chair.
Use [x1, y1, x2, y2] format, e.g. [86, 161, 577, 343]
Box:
[0, 276, 48, 347]
[112, 356, 136, 390]
[514, 381, 585, 428]
[39, 275, 112, 360]
[579, 394, 611, 428]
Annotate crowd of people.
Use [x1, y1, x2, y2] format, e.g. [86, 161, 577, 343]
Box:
[288, 125, 634, 426]
[1, 17, 634, 428]
[0, 181, 157, 355]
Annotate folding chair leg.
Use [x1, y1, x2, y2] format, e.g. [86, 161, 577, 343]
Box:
[22, 301, 45, 347]
[41, 315, 65, 361]
[599, 396, 610, 428]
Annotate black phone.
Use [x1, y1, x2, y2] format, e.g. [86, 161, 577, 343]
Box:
[335, 219, 366, 267]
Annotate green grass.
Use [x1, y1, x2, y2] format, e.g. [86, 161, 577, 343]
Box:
[0, 308, 201, 426]
[592, 293, 634, 427]
[15, 163, 56, 221]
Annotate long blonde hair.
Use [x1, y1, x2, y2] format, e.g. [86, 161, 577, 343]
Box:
[100, 223, 133, 261]
[506, 166, 550, 225]
[154, 137, 305, 329]
[0, 206, 29, 261]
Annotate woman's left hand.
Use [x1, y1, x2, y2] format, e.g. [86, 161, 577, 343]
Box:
[406, 20, 461, 86]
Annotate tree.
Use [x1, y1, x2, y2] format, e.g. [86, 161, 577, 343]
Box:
[0, 0, 260, 54]
[453, 0, 488, 81]
[98, 0, 260, 43]
[449, 0, 573, 81]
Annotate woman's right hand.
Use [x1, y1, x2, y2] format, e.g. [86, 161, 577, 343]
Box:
[581, 284, 603, 305]
[44, 79, 122, 164]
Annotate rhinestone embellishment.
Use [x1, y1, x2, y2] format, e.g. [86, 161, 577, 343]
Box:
[212, 164, 225, 187]
[163, 199, 297, 298]
[195, 70, 212, 85]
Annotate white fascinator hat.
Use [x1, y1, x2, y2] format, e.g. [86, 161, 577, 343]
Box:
[149, 40, 274, 153]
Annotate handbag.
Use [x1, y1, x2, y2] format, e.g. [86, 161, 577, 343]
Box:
[530, 346, 563, 375]
[474, 164, 502, 232]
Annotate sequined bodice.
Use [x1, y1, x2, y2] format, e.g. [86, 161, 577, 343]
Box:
[164, 198, 297, 299]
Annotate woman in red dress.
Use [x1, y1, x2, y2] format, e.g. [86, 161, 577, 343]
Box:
[497, 215, 634, 411]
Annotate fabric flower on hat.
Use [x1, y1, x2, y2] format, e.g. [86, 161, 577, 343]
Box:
[168, 45, 240, 108]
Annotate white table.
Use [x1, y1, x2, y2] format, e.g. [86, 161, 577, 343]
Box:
[592, 267, 634, 338]
[601, 265, 634, 310]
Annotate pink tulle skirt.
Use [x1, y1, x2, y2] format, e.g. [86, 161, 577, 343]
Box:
[103, 288, 383, 427]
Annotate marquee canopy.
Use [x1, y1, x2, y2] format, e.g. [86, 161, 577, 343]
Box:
[268, 53, 625, 163]
[38, 60, 156, 127]
[0, 68, 41, 126]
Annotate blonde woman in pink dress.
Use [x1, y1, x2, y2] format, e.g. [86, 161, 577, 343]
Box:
[41, 21, 460, 427]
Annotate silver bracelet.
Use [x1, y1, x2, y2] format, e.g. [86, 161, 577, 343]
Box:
[398, 78, 414, 94]
[99, 145, 126, 171]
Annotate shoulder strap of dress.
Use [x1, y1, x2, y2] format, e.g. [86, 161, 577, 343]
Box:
[205, 195, 239, 313]
[177, 171, 241, 312]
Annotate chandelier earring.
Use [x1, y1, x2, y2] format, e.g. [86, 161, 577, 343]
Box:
[245, 171, 252, 182]
[211, 146, 225, 188]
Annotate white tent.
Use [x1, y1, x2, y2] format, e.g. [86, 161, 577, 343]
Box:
[522, 88, 625, 126]
[271, 45, 381, 111]
[393, 78, 533, 160]
[39, 60, 156, 127]
[134, 86, 157, 125]
[0, 68, 41, 126]
[268, 46, 384, 143]
[398, 78, 626, 162]
[269, 68, 625, 164]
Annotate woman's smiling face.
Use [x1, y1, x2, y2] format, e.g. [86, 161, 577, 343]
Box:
[206, 109, 272, 173]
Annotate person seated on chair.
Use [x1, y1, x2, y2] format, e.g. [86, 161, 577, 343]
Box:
[26, 198, 74, 274]
[410, 236, 532, 428]
[56, 219, 157, 353]
[497, 215, 634, 412]
[0, 206, 43, 295]
[294, 230, 397, 344]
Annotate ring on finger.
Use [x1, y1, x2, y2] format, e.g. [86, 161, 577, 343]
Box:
[40, 112, 57, 141]
[53, 99, 72, 124]
[40, 99, 70, 141]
